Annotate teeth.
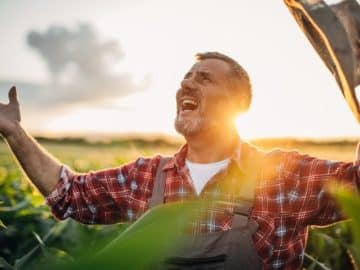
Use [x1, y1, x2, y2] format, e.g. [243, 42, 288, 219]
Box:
[182, 99, 197, 106]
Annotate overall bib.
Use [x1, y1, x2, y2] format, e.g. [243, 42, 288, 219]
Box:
[149, 158, 263, 270]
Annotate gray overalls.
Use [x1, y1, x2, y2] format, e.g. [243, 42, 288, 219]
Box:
[149, 158, 263, 270]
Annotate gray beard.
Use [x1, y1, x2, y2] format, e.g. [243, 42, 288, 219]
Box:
[174, 112, 223, 136]
[174, 113, 207, 136]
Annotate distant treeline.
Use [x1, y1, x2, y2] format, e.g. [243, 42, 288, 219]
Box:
[24, 136, 358, 149]
[252, 137, 358, 149]
[34, 136, 183, 148]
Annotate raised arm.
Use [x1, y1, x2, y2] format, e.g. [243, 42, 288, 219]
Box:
[280, 147, 360, 227]
[1, 86, 62, 196]
[1, 86, 161, 225]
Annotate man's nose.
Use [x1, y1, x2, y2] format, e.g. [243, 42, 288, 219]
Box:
[180, 76, 197, 90]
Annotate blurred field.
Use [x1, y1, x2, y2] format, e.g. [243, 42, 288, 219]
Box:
[0, 136, 358, 270]
[1, 137, 355, 171]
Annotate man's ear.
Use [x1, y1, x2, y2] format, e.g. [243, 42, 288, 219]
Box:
[233, 90, 250, 115]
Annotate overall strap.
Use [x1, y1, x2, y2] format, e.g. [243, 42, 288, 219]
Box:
[231, 199, 257, 233]
[225, 180, 261, 270]
[230, 145, 264, 231]
[231, 177, 258, 232]
[232, 199, 253, 217]
[149, 157, 171, 209]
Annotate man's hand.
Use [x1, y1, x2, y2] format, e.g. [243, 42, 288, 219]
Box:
[1, 86, 62, 195]
[0, 86, 21, 138]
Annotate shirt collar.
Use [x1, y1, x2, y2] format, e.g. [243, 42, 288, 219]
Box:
[161, 137, 256, 172]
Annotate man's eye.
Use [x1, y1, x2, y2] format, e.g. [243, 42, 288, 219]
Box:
[200, 74, 211, 82]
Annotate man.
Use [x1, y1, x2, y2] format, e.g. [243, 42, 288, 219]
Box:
[1, 52, 359, 270]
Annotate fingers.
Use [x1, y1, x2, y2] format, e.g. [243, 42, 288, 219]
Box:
[356, 142, 360, 161]
[8, 86, 19, 105]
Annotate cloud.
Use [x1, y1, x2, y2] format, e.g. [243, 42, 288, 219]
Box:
[27, 24, 123, 81]
[0, 23, 148, 110]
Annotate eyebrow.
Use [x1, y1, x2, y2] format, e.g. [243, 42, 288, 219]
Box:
[184, 70, 213, 79]
[184, 71, 192, 79]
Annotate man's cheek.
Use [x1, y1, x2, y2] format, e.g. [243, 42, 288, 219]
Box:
[207, 99, 229, 115]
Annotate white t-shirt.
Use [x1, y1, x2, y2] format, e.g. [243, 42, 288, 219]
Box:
[185, 158, 230, 195]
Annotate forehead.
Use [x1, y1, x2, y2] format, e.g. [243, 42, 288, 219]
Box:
[187, 58, 232, 78]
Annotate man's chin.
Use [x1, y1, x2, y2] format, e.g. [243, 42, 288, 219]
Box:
[174, 116, 229, 138]
[174, 118, 203, 137]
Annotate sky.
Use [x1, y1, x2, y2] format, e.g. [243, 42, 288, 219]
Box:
[0, 0, 359, 139]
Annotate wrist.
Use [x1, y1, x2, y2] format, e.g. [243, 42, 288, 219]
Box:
[4, 121, 23, 142]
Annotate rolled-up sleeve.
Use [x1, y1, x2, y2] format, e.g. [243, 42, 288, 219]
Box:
[45, 156, 160, 224]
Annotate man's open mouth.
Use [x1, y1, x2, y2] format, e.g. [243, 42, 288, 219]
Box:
[179, 97, 199, 112]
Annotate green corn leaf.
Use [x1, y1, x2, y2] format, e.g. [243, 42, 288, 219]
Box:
[304, 253, 331, 270]
[0, 257, 14, 270]
[14, 221, 69, 269]
[32, 231, 45, 247]
[0, 219, 6, 229]
[329, 185, 360, 268]
[0, 200, 28, 212]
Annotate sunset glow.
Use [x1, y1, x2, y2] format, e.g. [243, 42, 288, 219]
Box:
[0, 0, 358, 139]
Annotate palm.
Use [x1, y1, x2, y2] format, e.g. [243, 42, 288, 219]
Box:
[0, 87, 21, 137]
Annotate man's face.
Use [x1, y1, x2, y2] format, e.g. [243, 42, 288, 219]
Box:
[174, 58, 235, 137]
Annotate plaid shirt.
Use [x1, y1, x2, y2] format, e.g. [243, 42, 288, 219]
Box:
[46, 141, 360, 270]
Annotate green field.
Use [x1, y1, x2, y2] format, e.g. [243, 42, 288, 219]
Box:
[0, 137, 359, 270]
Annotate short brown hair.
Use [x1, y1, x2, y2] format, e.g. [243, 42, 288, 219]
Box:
[195, 51, 252, 113]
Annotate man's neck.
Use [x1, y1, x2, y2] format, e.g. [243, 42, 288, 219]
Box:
[185, 128, 240, 163]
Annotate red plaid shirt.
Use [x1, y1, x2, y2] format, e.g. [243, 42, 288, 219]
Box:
[46, 141, 360, 270]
